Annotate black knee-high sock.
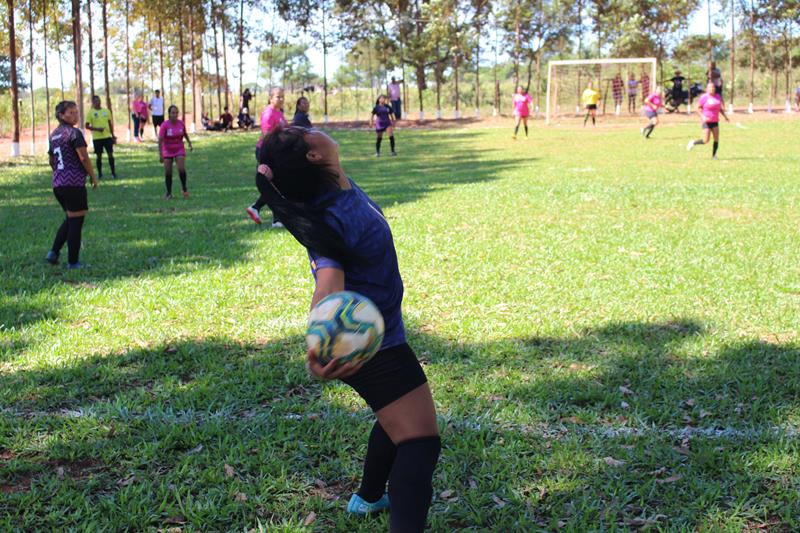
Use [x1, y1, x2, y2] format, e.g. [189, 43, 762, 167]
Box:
[52, 218, 68, 254]
[644, 124, 655, 138]
[584, 113, 589, 125]
[357, 422, 397, 503]
[514, 124, 519, 135]
[96, 154, 103, 176]
[693, 139, 705, 146]
[108, 153, 116, 176]
[388, 436, 441, 533]
[165, 172, 173, 195]
[179, 170, 187, 191]
[66, 216, 84, 265]
[524, 124, 528, 137]
[712, 141, 719, 156]
[592, 115, 596, 125]
[389, 136, 396, 152]
[376, 137, 382, 154]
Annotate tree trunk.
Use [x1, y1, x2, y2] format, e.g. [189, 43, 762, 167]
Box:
[513, 0, 521, 88]
[102, 0, 112, 118]
[58, 41, 65, 100]
[125, 0, 131, 138]
[205, 33, 216, 117]
[322, 0, 328, 120]
[179, 8, 186, 123]
[474, 22, 480, 115]
[748, 3, 755, 106]
[87, 0, 95, 97]
[158, 19, 164, 92]
[220, 0, 230, 109]
[8, 0, 20, 156]
[454, 53, 460, 116]
[729, 0, 734, 107]
[535, 50, 541, 113]
[72, 0, 84, 126]
[189, 7, 200, 130]
[211, 0, 223, 113]
[28, 0, 35, 154]
[238, 0, 243, 99]
[785, 24, 792, 105]
[43, 0, 52, 134]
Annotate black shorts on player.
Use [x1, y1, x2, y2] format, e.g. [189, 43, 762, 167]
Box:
[54, 186, 89, 212]
[152, 115, 165, 129]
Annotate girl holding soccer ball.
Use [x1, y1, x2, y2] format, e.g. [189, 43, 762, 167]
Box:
[257, 125, 439, 533]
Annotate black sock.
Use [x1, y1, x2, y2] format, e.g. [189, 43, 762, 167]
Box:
[376, 137, 382, 154]
[67, 216, 84, 265]
[644, 124, 655, 138]
[514, 125, 519, 135]
[524, 124, 528, 137]
[694, 139, 705, 146]
[96, 156, 103, 177]
[108, 154, 116, 176]
[179, 170, 187, 192]
[389, 136, 395, 152]
[713, 141, 719, 156]
[165, 172, 173, 195]
[357, 422, 396, 503]
[584, 114, 589, 125]
[592, 116, 596, 125]
[388, 436, 441, 533]
[52, 218, 68, 254]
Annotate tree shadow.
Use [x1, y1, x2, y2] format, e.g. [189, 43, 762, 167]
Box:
[1, 321, 798, 530]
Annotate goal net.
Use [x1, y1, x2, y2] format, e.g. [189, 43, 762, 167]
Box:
[545, 58, 657, 124]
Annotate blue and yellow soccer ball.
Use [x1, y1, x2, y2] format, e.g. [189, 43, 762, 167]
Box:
[306, 291, 385, 367]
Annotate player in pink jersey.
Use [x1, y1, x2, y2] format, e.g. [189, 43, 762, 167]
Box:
[158, 105, 193, 198]
[641, 86, 664, 139]
[512, 86, 533, 140]
[687, 82, 729, 159]
[246, 87, 287, 226]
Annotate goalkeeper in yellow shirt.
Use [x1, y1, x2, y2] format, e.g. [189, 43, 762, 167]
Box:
[582, 81, 600, 127]
[85, 95, 117, 179]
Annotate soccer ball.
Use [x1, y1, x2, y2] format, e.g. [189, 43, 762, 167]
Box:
[306, 291, 385, 367]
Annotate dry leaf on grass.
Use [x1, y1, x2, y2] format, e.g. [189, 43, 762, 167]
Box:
[468, 478, 478, 490]
[56, 467, 65, 479]
[314, 478, 326, 489]
[303, 512, 317, 526]
[673, 446, 690, 456]
[164, 516, 187, 525]
[117, 474, 136, 487]
[619, 385, 634, 395]
[603, 457, 625, 468]
[439, 489, 454, 499]
[234, 492, 248, 502]
[492, 495, 507, 508]
[224, 464, 235, 478]
[656, 474, 683, 484]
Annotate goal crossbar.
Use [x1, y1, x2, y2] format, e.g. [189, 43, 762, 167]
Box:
[545, 57, 657, 124]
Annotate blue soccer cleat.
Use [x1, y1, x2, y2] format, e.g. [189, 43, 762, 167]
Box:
[66, 262, 86, 270]
[346, 493, 390, 515]
[45, 251, 59, 265]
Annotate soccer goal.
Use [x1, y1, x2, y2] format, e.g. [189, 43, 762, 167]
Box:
[545, 58, 657, 125]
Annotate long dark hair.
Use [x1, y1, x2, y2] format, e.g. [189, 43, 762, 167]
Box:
[295, 96, 308, 114]
[259, 126, 359, 263]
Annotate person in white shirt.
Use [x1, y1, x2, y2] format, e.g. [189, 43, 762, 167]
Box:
[149, 89, 165, 137]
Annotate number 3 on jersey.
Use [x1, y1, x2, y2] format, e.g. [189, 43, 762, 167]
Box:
[52, 147, 64, 170]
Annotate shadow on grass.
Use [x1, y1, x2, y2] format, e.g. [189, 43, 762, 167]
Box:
[1, 320, 799, 530]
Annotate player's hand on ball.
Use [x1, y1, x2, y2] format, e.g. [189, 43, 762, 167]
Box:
[306, 348, 363, 381]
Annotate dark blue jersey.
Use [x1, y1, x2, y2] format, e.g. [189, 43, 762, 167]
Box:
[307, 180, 405, 350]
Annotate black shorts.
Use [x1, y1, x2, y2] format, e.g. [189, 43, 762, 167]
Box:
[342, 342, 428, 412]
[702, 121, 719, 129]
[586, 104, 597, 110]
[152, 115, 165, 128]
[54, 186, 88, 212]
[92, 137, 114, 155]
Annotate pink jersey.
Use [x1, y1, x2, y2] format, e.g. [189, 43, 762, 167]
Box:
[646, 93, 663, 111]
[257, 106, 287, 148]
[697, 93, 722, 122]
[159, 119, 186, 157]
[513, 93, 533, 117]
[133, 100, 148, 118]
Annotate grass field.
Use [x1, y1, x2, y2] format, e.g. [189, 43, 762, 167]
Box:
[1, 117, 799, 531]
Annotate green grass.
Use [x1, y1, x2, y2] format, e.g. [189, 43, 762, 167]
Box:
[1, 118, 799, 531]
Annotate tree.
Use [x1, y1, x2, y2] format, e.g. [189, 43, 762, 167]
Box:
[7, 0, 21, 157]
[101, 0, 112, 117]
[72, 0, 84, 126]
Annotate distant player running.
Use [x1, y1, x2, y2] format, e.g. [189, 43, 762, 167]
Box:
[371, 95, 397, 156]
[46, 101, 98, 269]
[687, 82, 729, 159]
[158, 105, 193, 198]
[85, 95, 117, 179]
[582, 81, 600, 127]
[512, 86, 533, 140]
[245, 87, 287, 226]
[641, 86, 664, 139]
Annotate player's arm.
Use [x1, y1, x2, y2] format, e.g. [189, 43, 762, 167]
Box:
[306, 267, 360, 380]
[158, 129, 164, 163]
[76, 146, 98, 188]
[108, 118, 116, 140]
[183, 129, 194, 150]
[719, 103, 730, 122]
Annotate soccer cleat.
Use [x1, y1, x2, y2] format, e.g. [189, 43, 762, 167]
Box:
[66, 262, 85, 270]
[98, 174, 103, 180]
[271, 221, 284, 229]
[375, 152, 381, 157]
[512, 134, 517, 140]
[712, 155, 718, 160]
[346, 493, 390, 515]
[182, 190, 190, 198]
[112, 174, 118, 180]
[46, 251, 59, 265]
[686, 140, 695, 151]
[391, 151, 398, 156]
[246, 206, 262, 224]
[164, 194, 173, 200]
[640, 127, 644, 136]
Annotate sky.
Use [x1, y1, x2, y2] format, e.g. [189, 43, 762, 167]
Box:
[27, 1, 731, 95]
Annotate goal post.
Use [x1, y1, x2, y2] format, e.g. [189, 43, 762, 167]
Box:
[545, 58, 657, 125]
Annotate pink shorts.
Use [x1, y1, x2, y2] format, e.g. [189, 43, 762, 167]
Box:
[161, 146, 186, 159]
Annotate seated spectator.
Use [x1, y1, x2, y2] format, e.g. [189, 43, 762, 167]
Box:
[219, 107, 234, 131]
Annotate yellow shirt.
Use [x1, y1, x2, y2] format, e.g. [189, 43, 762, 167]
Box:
[87, 108, 112, 140]
[581, 89, 600, 106]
